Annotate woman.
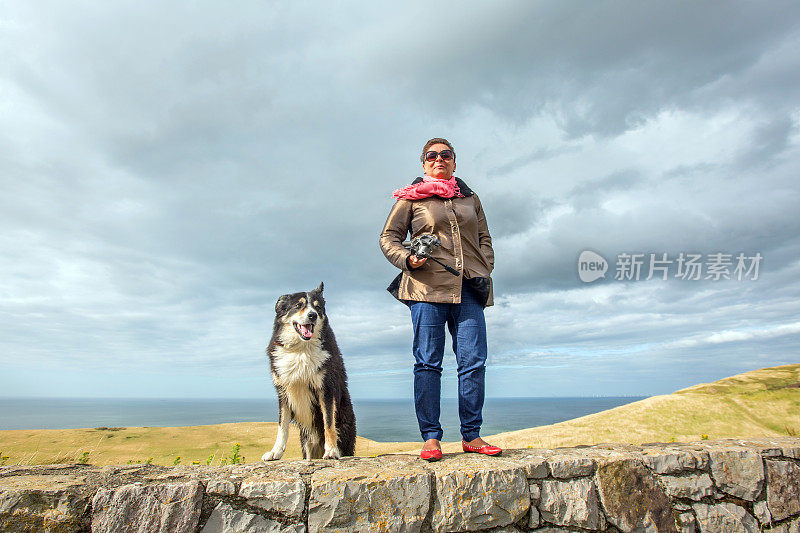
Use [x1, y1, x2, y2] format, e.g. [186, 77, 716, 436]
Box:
[379, 138, 501, 461]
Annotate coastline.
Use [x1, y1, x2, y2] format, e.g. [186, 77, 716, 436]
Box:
[1, 364, 797, 465]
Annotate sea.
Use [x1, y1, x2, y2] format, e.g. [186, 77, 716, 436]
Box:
[0, 397, 645, 441]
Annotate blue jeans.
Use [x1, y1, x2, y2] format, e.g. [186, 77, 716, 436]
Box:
[409, 285, 487, 442]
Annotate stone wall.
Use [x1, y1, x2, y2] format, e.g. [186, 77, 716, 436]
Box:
[1, 437, 799, 532]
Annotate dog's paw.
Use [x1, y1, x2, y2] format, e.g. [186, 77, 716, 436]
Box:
[322, 446, 341, 460]
[261, 449, 283, 461]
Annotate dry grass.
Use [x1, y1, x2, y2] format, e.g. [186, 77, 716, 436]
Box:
[449, 363, 800, 454]
[1, 364, 797, 465]
[0, 423, 419, 466]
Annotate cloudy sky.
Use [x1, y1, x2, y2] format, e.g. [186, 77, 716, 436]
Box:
[2, 1, 799, 400]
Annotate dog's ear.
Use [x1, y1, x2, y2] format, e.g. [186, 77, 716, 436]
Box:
[315, 281, 324, 294]
[275, 294, 290, 313]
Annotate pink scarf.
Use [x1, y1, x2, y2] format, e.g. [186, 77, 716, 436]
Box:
[392, 176, 464, 200]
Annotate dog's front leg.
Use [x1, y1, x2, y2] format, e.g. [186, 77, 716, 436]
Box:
[320, 393, 341, 459]
[262, 402, 291, 461]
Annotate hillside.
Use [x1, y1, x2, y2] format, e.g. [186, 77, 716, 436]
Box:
[441, 363, 799, 454]
[0, 364, 797, 465]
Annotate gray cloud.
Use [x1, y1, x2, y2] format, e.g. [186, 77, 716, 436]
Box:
[1, 0, 799, 398]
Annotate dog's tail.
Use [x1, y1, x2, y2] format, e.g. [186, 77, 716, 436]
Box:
[338, 394, 357, 456]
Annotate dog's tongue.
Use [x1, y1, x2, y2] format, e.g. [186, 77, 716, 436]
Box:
[299, 324, 312, 338]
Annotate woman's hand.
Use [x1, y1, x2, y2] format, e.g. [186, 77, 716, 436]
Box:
[408, 255, 428, 269]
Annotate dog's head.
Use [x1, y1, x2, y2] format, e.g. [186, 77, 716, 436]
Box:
[273, 282, 326, 345]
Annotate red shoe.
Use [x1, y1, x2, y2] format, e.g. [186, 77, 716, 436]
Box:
[420, 448, 443, 462]
[462, 441, 502, 456]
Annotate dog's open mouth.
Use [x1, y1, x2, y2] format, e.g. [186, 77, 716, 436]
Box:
[294, 322, 314, 340]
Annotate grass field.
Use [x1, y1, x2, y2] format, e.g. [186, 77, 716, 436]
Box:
[0, 422, 415, 467]
[471, 363, 800, 454]
[1, 364, 797, 465]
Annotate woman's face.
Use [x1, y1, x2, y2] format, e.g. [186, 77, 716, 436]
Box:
[422, 143, 456, 180]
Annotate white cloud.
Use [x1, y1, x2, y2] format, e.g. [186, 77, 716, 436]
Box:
[667, 321, 800, 348]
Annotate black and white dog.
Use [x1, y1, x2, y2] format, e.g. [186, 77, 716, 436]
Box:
[261, 282, 356, 460]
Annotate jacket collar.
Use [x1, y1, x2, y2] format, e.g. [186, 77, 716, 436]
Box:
[410, 177, 474, 197]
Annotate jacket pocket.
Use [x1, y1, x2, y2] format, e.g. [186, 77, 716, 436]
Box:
[464, 276, 491, 308]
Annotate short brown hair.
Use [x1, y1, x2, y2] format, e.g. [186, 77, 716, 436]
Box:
[420, 138, 455, 162]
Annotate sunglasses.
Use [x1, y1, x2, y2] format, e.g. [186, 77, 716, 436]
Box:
[424, 149, 455, 162]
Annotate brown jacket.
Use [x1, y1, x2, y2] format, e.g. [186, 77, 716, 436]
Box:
[379, 178, 494, 306]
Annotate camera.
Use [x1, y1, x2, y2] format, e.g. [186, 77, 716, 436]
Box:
[403, 233, 460, 276]
[407, 234, 441, 259]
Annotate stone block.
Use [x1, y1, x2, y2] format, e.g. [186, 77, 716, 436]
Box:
[240, 478, 305, 518]
[428, 454, 529, 532]
[502, 451, 549, 478]
[538, 477, 600, 530]
[309, 456, 431, 533]
[234, 462, 315, 520]
[765, 459, 800, 521]
[779, 445, 800, 460]
[692, 502, 758, 532]
[201, 502, 305, 533]
[761, 448, 783, 457]
[693, 449, 710, 470]
[677, 511, 696, 533]
[205, 480, 236, 496]
[546, 454, 594, 478]
[529, 482, 540, 502]
[529, 505, 540, 528]
[595, 458, 677, 533]
[0, 474, 92, 533]
[642, 448, 706, 474]
[708, 449, 764, 500]
[91, 480, 203, 532]
[754, 499, 772, 525]
[660, 473, 714, 500]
